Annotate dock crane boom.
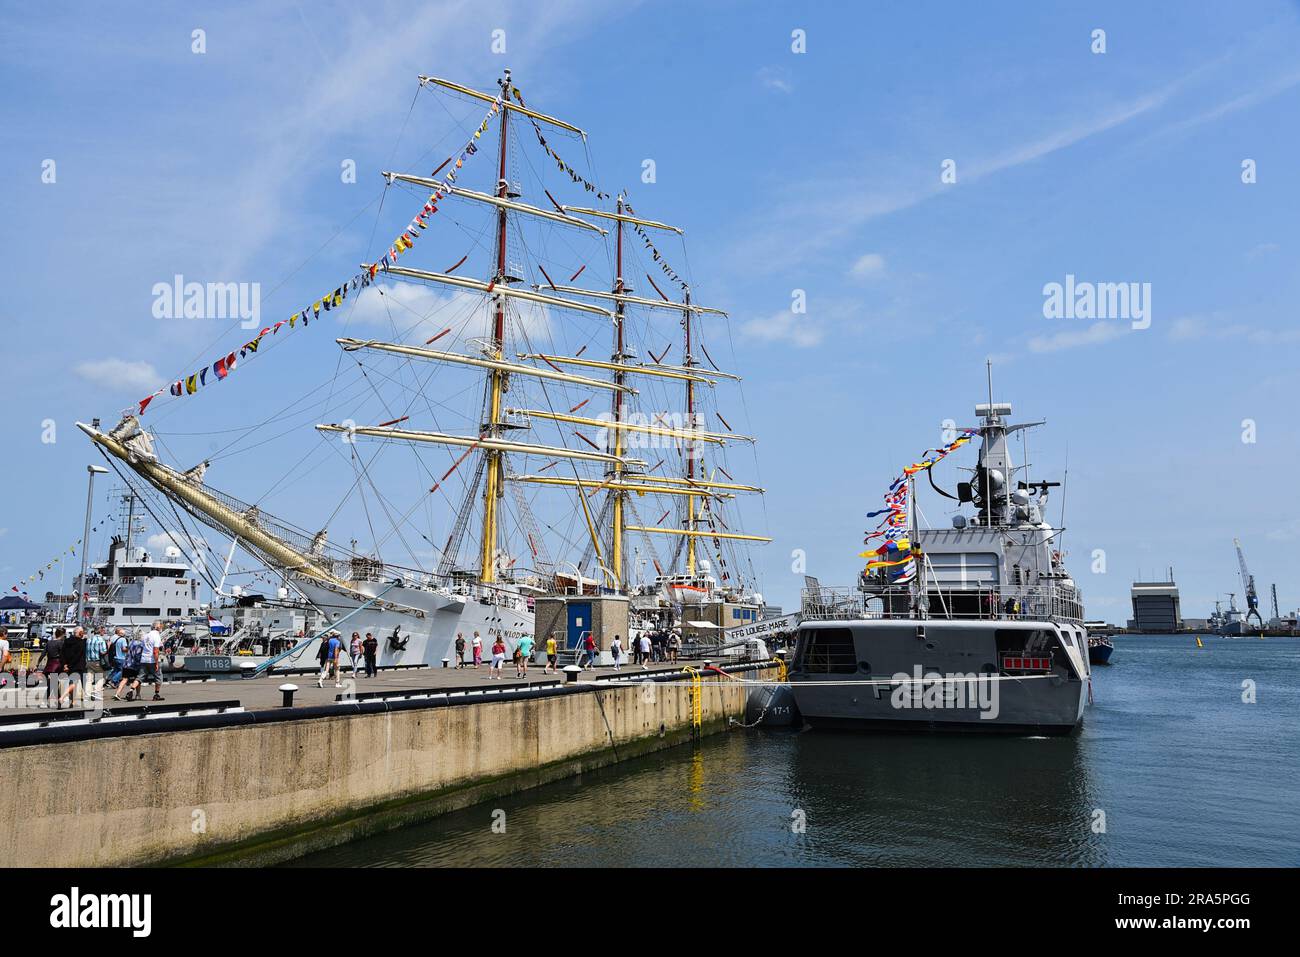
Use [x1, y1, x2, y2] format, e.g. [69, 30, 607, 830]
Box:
[1234, 538, 1264, 628]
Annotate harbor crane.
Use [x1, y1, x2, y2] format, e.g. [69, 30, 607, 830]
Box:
[1234, 538, 1264, 628]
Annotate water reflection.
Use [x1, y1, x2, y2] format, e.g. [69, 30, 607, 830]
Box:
[287, 637, 1300, 868]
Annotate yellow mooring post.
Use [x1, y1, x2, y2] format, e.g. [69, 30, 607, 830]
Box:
[1196, 636, 1204, 649]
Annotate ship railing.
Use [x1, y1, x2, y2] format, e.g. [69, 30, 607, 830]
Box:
[800, 584, 1084, 625]
[799, 586, 883, 621]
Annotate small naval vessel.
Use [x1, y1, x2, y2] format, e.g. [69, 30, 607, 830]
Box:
[790, 383, 1090, 734]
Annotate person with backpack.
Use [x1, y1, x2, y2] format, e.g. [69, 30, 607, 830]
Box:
[315, 630, 332, 677]
[138, 621, 165, 702]
[515, 634, 534, 678]
[316, 632, 344, 688]
[115, 629, 147, 701]
[107, 627, 128, 687]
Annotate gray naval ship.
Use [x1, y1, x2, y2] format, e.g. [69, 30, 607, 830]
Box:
[790, 396, 1091, 734]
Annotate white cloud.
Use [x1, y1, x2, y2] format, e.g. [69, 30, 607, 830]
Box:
[848, 252, 886, 280]
[343, 282, 551, 346]
[757, 66, 793, 94]
[740, 310, 824, 348]
[73, 358, 162, 392]
[1267, 518, 1300, 542]
[1027, 321, 1127, 354]
[731, 49, 1300, 271]
[145, 531, 207, 561]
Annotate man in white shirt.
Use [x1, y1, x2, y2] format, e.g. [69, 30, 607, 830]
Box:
[639, 633, 651, 670]
[0, 634, 10, 685]
[139, 621, 165, 702]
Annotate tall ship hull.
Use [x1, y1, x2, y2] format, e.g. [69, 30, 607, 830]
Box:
[292, 578, 532, 667]
[792, 379, 1090, 734]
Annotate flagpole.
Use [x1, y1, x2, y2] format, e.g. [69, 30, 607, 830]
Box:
[76, 466, 108, 624]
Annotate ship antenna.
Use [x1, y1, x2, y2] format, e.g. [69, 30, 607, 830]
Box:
[1058, 444, 1070, 547]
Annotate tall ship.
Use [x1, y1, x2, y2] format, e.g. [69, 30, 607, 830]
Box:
[791, 379, 1091, 734]
[75, 70, 769, 667]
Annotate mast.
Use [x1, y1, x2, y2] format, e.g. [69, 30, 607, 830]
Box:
[684, 288, 698, 576]
[609, 194, 628, 588]
[480, 70, 513, 585]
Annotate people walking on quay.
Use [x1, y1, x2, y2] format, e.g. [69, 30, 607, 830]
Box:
[582, 631, 597, 670]
[115, 629, 146, 701]
[455, 632, 466, 668]
[87, 627, 109, 698]
[316, 629, 332, 680]
[58, 626, 88, 707]
[107, 627, 128, 687]
[139, 621, 165, 701]
[472, 631, 483, 668]
[516, 634, 534, 678]
[639, 633, 652, 670]
[317, 632, 343, 688]
[609, 634, 622, 672]
[545, 634, 558, 674]
[489, 635, 506, 679]
[349, 632, 363, 679]
[35, 626, 64, 679]
[668, 631, 681, 663]
[363, 631, 378, 678]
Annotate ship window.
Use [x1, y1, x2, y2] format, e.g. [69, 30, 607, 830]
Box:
[167, 608, 182, 617]
[123, 607, 161, 616]
[796, 627, 857, 674]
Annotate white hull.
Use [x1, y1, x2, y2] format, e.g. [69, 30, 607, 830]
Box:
[294, 579, 534, 667]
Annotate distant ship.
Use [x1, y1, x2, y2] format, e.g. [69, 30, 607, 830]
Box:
[791, 378, 1091, 734]
[49, 487, 204, 632]
[1087, 635, 1114, 665]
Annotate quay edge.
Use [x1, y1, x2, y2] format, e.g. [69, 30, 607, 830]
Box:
[0, 664, 778, 868]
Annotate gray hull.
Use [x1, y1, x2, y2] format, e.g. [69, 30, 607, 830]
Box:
[789, 618, 1089, 735]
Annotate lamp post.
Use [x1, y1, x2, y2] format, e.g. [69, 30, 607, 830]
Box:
[75, 465, 109, 623]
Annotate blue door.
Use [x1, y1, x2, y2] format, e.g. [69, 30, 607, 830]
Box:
[566, 602, 592, 649]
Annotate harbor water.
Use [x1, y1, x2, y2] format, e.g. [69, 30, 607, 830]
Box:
[288, 635, 1300, 867]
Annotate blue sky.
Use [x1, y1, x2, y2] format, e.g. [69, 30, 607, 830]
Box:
[3, 1, 1300, 621]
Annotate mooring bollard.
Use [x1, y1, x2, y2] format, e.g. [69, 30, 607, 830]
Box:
[562, 665, 582, 684]
[441, 657, 450, 668]
[279, 683, 298, 707]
